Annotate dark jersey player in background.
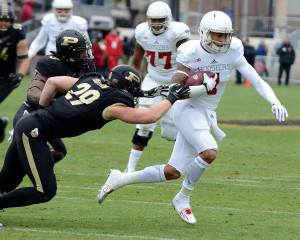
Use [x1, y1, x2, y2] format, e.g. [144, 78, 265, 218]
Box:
[10, 29, 95, 163]
[0, 4, 29, 143]
[0, 65, 189, 221]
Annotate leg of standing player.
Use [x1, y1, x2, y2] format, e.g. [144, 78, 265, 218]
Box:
[125, 75, 161, 172]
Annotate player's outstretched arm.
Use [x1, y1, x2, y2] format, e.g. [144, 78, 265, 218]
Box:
[105, 84, 189, 124]
[39, 76, 78, 107]
[238, 58, 288, 122]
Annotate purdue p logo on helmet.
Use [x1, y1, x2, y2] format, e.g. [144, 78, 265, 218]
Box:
[55, 29, 94, 69]
[107, 65, 141, 96]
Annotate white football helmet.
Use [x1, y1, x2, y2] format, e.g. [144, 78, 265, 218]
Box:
[146, 1, 172, 35]
[198, 11, 234, 53]
[52, 0, 73, 23]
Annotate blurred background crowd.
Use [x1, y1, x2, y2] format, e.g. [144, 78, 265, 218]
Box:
[5, 0, 300, 85]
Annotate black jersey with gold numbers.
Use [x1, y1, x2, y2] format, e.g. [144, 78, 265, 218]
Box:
[38, 72, 134, 139]
[0, 23, 25, 75]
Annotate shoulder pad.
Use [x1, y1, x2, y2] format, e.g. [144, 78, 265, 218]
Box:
[12, 23, 23, 30]
[135, 22, 148, 41]
[169, 22, 190, 41]
[41, 13, 54, 25]
[230, 37, 244, 55]
[71, 16, 88, 29]
[36, 55, 67, 77]
[178, 40, 198, 55]
[176, 40, 199, 66]
[230, 37, 243, 50]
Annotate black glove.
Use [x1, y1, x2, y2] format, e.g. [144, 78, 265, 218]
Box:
[133, 85, 169, 98]
[143, 85, 169, 98]
[166, 83, 190, 104]
[9, 73, 23, 90]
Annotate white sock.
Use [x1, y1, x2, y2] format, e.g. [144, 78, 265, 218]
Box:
[120, 172, 140, 185]
[127, 148, 143, 172]
[137, 165, 166, 183]
[183, 156, 210, 192]
[178, 185, 191, 197]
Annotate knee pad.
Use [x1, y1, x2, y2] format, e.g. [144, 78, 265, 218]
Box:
[132, 128, 153, 147]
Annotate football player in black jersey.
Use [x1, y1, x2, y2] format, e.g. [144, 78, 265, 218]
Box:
[0, 64, 189, 216]
[0, 4, 29, 143]
[10, 28, 95, 163]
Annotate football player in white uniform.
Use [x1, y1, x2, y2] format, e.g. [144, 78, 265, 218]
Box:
[125, 1, 190, 173]
[97, 11, 288, 225]
[28, 0, 89, 60]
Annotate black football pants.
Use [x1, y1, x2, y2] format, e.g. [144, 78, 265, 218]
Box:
[0, 114, 57, 208]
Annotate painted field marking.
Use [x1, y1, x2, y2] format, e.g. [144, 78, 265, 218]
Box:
[54, 196, 300, 215]
[12, 228, 176, 240]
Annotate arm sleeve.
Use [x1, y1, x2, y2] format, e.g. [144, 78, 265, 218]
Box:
[237, 58, 280, 105]
[28, 25, 49, 57]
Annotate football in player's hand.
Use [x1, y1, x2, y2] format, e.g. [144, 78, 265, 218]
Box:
[185, 71, 215, 86]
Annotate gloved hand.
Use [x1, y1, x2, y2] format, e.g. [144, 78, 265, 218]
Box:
[9, 73, 23, 90]
[272, 104, 288, 122]
[143, 85, 169, 98]
[166, 83, 190, 104]
[203, 73, 217, 92]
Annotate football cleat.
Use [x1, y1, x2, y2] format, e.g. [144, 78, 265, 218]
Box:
[97, 169, 124, 204]
[172, 193, 197, 225]
[0, 117, 8, 143]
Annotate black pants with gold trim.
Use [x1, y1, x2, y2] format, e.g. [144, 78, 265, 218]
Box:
[0, 114, 57, 208]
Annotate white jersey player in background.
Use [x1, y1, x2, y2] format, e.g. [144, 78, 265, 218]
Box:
[97, 11, 288, 225]
[125, 1, 190, 173]
[28, 0, 89, 61]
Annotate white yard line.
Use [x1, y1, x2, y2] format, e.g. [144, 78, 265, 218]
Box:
[12, 228, 176, 240]
[54, 196, 300, 215]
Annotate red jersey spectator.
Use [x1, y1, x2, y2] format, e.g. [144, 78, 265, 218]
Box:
[92, 32, 107, 77]
[105, 28, 123, 72]
[21, 0, 35, 22]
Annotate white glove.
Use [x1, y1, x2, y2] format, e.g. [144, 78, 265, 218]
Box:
[272, 104, 288, 122]
[203, 73, 217, 92]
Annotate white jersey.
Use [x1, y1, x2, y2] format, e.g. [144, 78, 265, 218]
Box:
[177, 37, 279, 110]
[28, 13, 89, 57]
[135, 21, 190, 84]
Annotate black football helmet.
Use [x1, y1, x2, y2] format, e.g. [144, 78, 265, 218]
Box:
[0, 4, 14, 32]
[107, 65, 141, 96]
[55, 29, 94, 69]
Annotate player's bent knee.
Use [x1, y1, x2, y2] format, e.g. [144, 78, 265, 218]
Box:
[34, 190, 55, 204]
[52, 151, 65, 163]
[132, 128, 153, 147]
[164, 165, 181, 180]
[200, 149, 217, 163]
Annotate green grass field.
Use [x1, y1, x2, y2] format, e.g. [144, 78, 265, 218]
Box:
[0, 77, 299, 240]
